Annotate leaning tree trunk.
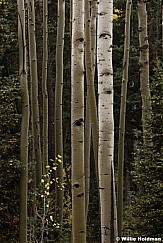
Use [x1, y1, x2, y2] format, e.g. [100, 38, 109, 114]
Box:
[97, 0, 114, 242]
[71, 0, 86, 241]
[117, 0, 132, 237]
[137, 0, 152, 146]
[18, 0, 29, 242]
[28, 0, 42, 185]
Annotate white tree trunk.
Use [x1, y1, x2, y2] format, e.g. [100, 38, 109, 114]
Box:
[71, 0, 86, 242]
[97, 0, 114, 242]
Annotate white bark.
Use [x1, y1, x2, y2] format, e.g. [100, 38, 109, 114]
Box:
[91, 0, 97, 71]
[97, 0, 114, 242]
[71, 0, 86, 242]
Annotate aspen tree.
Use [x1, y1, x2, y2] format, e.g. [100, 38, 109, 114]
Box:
[84, 3, 91, 221]
[84, 0, 98, 220]
[112, 159, 118, 240]
[97, 0, 113, 242]
[91, 0, 97, 71]
[18, 0, 29, 242]
[117, 0, 132, 237]
[84, 96, 91, 222]
[85, 0, 99, 184]
[28, 0, 42, 185]
[42, 0, 48, 174]
[55, 0, 65, 236]
[71, 0, 86, 241]
[137, 0, 152, 146]
[70, 0, 72, 36]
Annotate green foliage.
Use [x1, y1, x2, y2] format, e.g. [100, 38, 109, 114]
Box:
[0, 75, 21, 159]
[150, 63, 163, 152]
[0, 2, 20, 241]
[0, 0, 17, 77]
[0, 74, 21, 241]
[0, 159, 21, 242]
[124, 62, 163, 237]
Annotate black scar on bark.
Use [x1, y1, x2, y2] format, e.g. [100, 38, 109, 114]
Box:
[77, 192, 84, 198]
[72, 118, 84, 126]
[99, 32, 111, 38]
[106, 90, 112, 94]
[73, 182, 80, 188]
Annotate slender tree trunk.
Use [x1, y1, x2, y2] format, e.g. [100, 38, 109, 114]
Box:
[70, 0, 72, 37]
[97, 0, 113, 242]
[91, 0, 97, 72]
[117, 0, 132, 237]
[71, 0, 86, 241]
[137, 0, 152, 146]
[48, 59, 55, 164]
[112, 160, 118, 241]
[18, 1, 29, 242]
[85, 0, 99, 185]
[28, 0, 42, 185]
[55, 0, 65, 236]
[84, 95, 91, 222]
[42, 0, 48, 175]
[84, 0, 95, 222]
